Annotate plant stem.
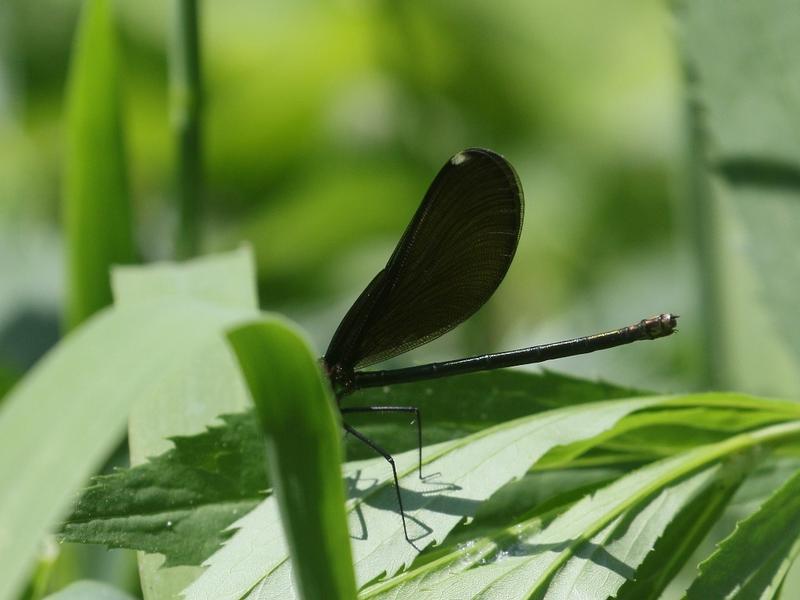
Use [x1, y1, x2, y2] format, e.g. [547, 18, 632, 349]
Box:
[170, 0, 203, 259]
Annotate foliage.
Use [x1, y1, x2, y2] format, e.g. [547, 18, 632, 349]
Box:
[2, 0, 800, 598]
[228, 320, 357, 600]
[0, 249, 258, 600]
[63, 0, 136, 330]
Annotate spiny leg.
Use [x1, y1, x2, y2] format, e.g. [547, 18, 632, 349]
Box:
[343, 422, 411, 542]
[340, 406, 423, 479]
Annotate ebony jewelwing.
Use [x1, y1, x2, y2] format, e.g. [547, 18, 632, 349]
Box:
[323, 148, 677, 541]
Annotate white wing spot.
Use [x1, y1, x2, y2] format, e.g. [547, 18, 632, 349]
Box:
[451, 152, 470, 166]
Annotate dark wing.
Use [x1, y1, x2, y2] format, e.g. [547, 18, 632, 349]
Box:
[324, 148, 524, 369]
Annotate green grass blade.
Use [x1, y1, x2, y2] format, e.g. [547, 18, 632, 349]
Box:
[227, 320, 357, 600]
[228, 321, 356, 600]
[63, 0, 136, 331]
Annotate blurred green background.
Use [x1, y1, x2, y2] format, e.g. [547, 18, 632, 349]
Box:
[0, 0, 695, 400]
[3, 0, 800, 597]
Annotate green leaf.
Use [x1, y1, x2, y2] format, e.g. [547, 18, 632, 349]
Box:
[60, 412, 266, 566]
[678, 0, 800, 395]
[228, 319, 357, 600]
[399, 421, 800, 600]
[44, 581, 137, 600]
[615, 456, 750, 600]
[116, 249, 260, 599]
[687, 463, 800, 599]
[372, 465, 721, 600]
[341, 369, 645, 460]
[63, 0, 136, 331]
[186, 396, 667, 599]
[0, 247, 258, 600]
[58, 369, 645, 569]
[58, 389, 797, 578]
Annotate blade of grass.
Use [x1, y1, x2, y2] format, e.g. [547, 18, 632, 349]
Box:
[170, 0, 203, 259]
[63, 0, 136, 331]
[227, 320, 357, 600]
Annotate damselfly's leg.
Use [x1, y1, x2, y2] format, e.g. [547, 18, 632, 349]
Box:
[343, 422, 411, 542]
[340, 406, 423, 478]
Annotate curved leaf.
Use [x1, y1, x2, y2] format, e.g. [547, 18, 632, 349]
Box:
[228, 320, 357, 600]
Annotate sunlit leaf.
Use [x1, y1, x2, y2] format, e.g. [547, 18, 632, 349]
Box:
[187, 396, 666, 599]
[0, 248, 258, 600]
[228, 319, 357, 600]
[401, 422, 800, 599]
[687, 463, 800, 599]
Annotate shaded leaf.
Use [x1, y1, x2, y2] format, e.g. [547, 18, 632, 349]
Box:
[679, 0, 800, 394]
[616, 456, 750, 599]
[60, 413, 266, 566]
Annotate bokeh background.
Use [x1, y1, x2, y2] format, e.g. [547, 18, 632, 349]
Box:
[0, 0, 697, 402]
[3, 0, 800, 596]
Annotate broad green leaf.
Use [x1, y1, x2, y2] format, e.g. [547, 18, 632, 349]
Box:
[116, 249, 260, 599]
[661, 456, 800, 599]
[359, 467, 628, 598]
[58, 389, 798, 576]
[228, 320, 357, 600]
[60, 413, 266, 566]
[679, 0, 800, 394]
[59, 368, 646, 568]
[687, 464, 800, 599]
[63, 0, 136, 330]
[187, 396, 666, 599]
[342, 369, 645, 459]
[0, 248, 257, 600]
[615, 456, 748, 600]
[44, 581, 136, 600]
[407, 421, 800, 600]
[366, 461, 744, 599]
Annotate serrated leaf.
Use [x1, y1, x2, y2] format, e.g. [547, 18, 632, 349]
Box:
[115, 249, 260, 599]
[687, 463, 800, 599]
[679, 0, 800, 393]
[60, 368, 647, 569]
[0, 248, 258, 600]
[60, 412, 267, 566]
[615, 456, 749, 600]
[59, 389, 797, 577]
[187, 396, 667, 600]
[405, 421, 800, 600]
